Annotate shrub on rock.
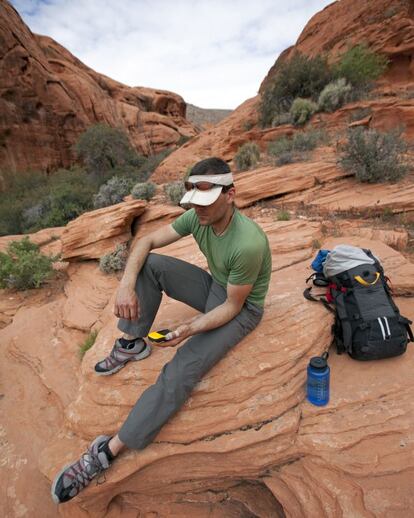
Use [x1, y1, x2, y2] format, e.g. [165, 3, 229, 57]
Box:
[0, 237, 57, 290]
[290, 98, 318, 126]
[234, 142, 261, 171]
[93, 176, 133, 209]
[131, 182, 156, 201]
[340, 128, 408, 183]
[333, 44, 388, 88]
[318, 78, 352, 112]
[259, 52, 331, 127]
[164, 181, 186, 205]
[99, 244, 128, 274]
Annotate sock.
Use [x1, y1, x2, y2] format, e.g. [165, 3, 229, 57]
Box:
[119, 337, 144, 351]
[99, 438, 115, 461]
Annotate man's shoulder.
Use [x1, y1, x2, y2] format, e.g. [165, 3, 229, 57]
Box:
[234, 211, 268, 240]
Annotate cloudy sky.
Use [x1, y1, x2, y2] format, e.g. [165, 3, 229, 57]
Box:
[11, 0, 334, 109]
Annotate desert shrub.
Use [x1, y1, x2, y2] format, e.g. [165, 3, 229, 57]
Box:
[234, 142, 261, 171]
[99, 243, 128, 274]
[271, 112, 292, 127]
[259, 52, 331, 127]
[290, 98, 318, 126]
[79, 329, 98, 359]
[164, 181, 186, 205]
[93, 176, 133, 208]
[75, 124, 146, 179]
[340, 128, 408, 183]
[333, 44, 388, 88]
[292, 129, 327, 151]
[318, 78, 352, 112]
[131, 182, 156, 201]
[0, 237, 57, 290]
[268, 128, 327, 166]
[276, 210, 290, 221]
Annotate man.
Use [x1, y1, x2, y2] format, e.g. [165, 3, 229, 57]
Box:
[51, 157, 272, 504]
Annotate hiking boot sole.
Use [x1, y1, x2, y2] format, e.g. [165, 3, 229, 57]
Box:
[94, 343, 152, 376]
[50, 435, 110, 504]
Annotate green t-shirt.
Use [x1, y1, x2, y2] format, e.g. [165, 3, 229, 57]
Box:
[171, 208, 271, 307]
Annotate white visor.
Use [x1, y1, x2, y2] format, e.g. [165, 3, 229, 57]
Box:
[179, 173, 234, 206]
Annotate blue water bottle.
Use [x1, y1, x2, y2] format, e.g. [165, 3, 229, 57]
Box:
[306, 352, 330, 406]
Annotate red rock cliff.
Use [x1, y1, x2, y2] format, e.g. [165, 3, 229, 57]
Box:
[0, 1, 197, 173]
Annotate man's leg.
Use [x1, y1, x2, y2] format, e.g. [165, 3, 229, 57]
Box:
[118, 281, 263, 449]
[95, 253, 214, 375]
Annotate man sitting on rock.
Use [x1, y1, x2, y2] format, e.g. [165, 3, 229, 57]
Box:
[51, 157, 272, 504]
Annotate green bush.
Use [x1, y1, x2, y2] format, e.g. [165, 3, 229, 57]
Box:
[268, 128, 327, 166]
[318, 78, 352, 112]
[93, 176, 133, 209]
[234, 142, 261, 171]
[79, 329, 98, 359]
[290, 98, 318, 126]
[0, 237, 57, 290]
[276, 210, 290, 221]
[164, 181, 186, 205]
[75, 124, 146, 179]
[333, 44, 389, 87]
[99, 244, 128, 274]
[340, 128, 408, 183]
[131, 182, 156, 201]
[259, 52, 331, 127]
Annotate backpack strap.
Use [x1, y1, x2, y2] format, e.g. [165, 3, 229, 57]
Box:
[303, 287, 336, 314]
[332, 290, 353, 353]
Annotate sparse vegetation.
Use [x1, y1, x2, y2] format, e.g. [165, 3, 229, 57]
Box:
[290, 98, 318, 126]
[0, 237, 58, 290]
[99, 244, 128, 274]
[271, 112, 292, 127]
[276, 210, 290, 221]
[131, 182, 156, 201]
[340, 128, 409, 183]
[318, 78, 352, 112]
[79, 329, 98, 359]
[93, 176, 133, 208]
[312, 239, 322, 249]
[234, 142, 261, 171]
[332, 44, 389, 88]
[268, 128, 327, 166]
[75, 124, 145, 180]
[164, 181, 186, 205]
[259, 52, 332, 127]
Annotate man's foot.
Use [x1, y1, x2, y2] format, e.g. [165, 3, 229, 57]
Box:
[51, 435, 112, 504]
[94, 338, 151, 376]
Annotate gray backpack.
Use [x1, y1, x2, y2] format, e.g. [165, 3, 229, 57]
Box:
[305, 245, 413, 361]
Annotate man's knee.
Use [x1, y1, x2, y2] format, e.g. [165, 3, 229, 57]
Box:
[162, 348, 203, 396]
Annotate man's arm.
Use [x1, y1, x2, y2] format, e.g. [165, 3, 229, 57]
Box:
[114, 224, 182, 320]
[165, 283, 253, 346]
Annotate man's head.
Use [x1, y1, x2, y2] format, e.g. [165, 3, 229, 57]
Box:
[180, 157, 236, 228]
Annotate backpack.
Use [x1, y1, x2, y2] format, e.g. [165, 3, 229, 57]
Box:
[304, 245, 413, 361]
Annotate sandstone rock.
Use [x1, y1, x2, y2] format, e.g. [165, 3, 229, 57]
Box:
[61, 199, 147, 260]
[0, 2, 197, 173]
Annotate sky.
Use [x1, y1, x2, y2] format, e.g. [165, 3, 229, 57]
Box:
[11, 0, 334, 109]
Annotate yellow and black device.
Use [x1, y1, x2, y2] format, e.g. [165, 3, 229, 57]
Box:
[147, 329, 171, 344]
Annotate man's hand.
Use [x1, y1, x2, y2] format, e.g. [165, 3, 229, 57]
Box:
[163, 324, 191, 347]
[114, 285, 139, 320]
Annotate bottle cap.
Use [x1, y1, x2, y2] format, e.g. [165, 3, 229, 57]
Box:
[310, 356, 328, 369]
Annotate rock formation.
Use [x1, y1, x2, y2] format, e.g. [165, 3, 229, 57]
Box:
[1, 201, 413, 517]
[0, 1, 197, 173]
[153, 0, 414, 184]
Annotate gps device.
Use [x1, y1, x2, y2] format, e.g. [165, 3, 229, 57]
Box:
[147, 329, 171, 343]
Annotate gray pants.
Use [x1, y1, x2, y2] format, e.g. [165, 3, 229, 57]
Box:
[117, 253, 263, 450]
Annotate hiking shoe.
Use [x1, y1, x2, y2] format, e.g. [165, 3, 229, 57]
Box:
[94, 338, 151, 376]
[51, 435, 111, 504]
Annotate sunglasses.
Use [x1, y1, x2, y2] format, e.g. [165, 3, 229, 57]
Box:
[184, 181, 221, 191]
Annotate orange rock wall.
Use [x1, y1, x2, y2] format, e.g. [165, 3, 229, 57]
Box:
[0, 1, 197, 173]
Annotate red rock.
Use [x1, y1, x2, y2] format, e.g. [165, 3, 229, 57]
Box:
[0, 2, 197, 173]
[61, 199, 147, 260]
